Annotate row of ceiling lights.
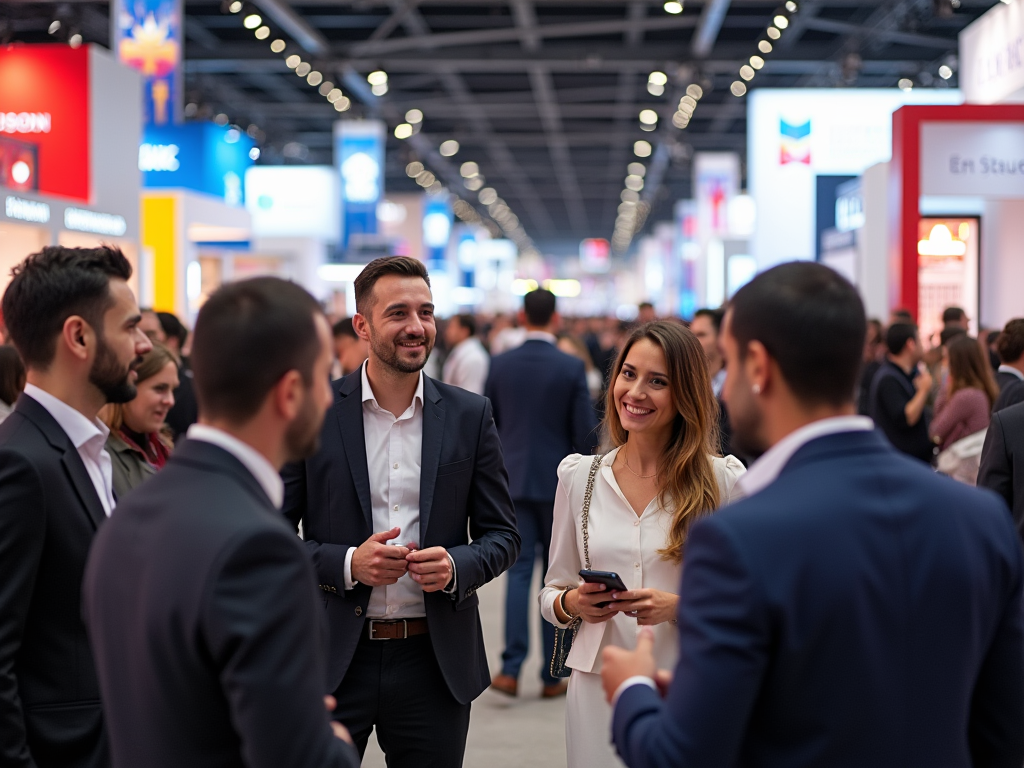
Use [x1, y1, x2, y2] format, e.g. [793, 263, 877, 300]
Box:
[46, 18, 82, 48]
[730, 1, 798, 98]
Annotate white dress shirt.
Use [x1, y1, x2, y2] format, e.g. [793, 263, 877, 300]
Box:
[342, 363, 456, 618]
[442, 336, 490, 396]
[711, 367, 727, 399]
[998, 364, 1024, 382]
[23, 383, 115, 515]
[540, 448, 746, 676]
[186, 424, 284, 508]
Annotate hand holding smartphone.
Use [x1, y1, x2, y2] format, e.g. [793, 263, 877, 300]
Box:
[579, 569, 628, 608]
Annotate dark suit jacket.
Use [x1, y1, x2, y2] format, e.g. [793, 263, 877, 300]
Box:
[0, 395, 109, 768]
[82, 440, 358, 768]
[484, 339, 598, 501]
[979, 402, 1024, 542]
[613, 430, 1024, 768]
[993, 379, 1024, 414]
[282, 372, 520, 705]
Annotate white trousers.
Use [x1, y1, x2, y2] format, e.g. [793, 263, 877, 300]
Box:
[565, 669, 627, 768]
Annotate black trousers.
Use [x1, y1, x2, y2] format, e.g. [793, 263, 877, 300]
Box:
[332, 631, 471, 768]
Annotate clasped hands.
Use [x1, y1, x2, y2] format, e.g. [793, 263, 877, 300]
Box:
[351, 526, 452, 591]
[563, 582, 678, 626]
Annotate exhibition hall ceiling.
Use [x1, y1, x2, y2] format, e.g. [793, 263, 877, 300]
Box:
[3, 0, 997, 245]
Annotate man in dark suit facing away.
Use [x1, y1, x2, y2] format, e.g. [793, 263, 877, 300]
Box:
[83, 278, 359, 768]
[485, 288, 597, 698]
[978, 400, 1024, 544]
[282, 256, 520, 768]
[601, 262, 1023, 768]
[0, 246, 152, 768]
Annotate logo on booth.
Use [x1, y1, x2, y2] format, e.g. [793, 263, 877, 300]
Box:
[0, 112, 52, 134]
[139, 142, 180, 171]
[780, 119, 811, 165]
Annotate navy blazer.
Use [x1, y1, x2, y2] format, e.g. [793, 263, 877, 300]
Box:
[83, 440, 359, 768]
[484, 339, 598, 501]
[613, 429, 1024, 768]
[281, 372, 520, 705]
[0, 395, 110, 768]
[979, 402, 1024, 543]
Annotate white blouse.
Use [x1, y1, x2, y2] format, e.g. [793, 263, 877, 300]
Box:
[539, 447, 746, 674]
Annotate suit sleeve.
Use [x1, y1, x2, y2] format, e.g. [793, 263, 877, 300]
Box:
[978, 415, 1014, 527]
[280, 459, 306, 534]
[0, 449, 45, 768]
[447, 399, 521, 606]
[569, 360, 599, 455]
[968, 504, 1024, 768]
[202, 530, 359, 768]
[612, 515, 769, 768]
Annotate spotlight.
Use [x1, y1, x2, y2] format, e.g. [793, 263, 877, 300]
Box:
[271, 39, 286, 52]
[394, 123, 413, 139]
[460, 161, 479, 178]
[639, 109, 659, 125]
[68, 33, 82, 48]
[333, 97, 351, 112]
[786, 0, 798, 10]
[767, 26, 781, 39]
[686, 84, 703, 99]
[938, 65, 953, 80]
[295, 62, 311, 77]
[48, 20, 61, 34]
[370, 83, 388, 96]
[367, 70, 388, 86]
[307, 71, 323, 86]
[439, 139, 460, 157]
[634, 140, 652, 157]
[664, 1, 683, 12]
[327, 88, 343, 102]
[758, 40, 773, 53]
[286, 54, 301, 68]
[319, 81, 334, 96]
[249, 147, 261, 160]
[243, 14, 261, 29]
[648, 71, 668, 86]
[229, 1, 242, 11]
[774, 15, 789, 29]
[730, 81, 748, 97]
[255, 26, 270, 39]
[406, 161, 424, 177]
[898, 78, 914, 91]
[406, 109, 423, 124]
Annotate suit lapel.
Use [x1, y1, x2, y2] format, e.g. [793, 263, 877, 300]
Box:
[334, 374, 373, 530]
[419, 377, 445, 539]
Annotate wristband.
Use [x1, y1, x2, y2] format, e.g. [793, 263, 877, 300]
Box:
[559, 588, 579, 620]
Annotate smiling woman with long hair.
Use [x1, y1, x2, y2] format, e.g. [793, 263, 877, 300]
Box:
[540, 320, 745, 768]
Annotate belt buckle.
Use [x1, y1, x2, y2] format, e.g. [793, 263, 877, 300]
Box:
[368, 619, 407, 641]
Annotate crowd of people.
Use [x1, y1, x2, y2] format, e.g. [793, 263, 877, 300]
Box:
[0, 245, 1021, 768]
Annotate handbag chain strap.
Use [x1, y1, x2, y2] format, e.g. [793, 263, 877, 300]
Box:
[581, 453, 603, 571]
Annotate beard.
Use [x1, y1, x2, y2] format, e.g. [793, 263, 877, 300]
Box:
[725, 379, 769, 461]
[367, 325, 434, 375]
[90, 336, 140, 405]
[284, 388, 324, 463]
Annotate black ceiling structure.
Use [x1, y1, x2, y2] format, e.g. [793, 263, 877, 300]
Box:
[2, 0, 1000, 252]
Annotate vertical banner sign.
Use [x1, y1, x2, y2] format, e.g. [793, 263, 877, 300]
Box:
[423, 195, 452, 270]
[693, 152, 739, 239]
[113, 0, 183, 125]
[334, 120, 385, 250]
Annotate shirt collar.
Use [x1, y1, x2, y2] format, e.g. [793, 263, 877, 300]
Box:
[998, 365, 1024, 382]
[23, 383, 109, 451]
[185, 424, 284, 509]
[360, 361, 424, 411]
[524, 330, 557, 345]
[737, 415, 874, 498]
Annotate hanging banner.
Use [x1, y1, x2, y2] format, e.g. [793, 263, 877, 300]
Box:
[112, 0, 183, 125]
[334, 120, 385, 249]
[693, 152, 739, 239]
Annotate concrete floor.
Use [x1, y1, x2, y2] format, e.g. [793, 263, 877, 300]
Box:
[361, 565, 567, 767]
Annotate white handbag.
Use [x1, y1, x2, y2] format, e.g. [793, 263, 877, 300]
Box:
[936, 428, 988, 486]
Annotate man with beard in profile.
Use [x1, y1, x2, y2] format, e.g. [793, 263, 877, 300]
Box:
[283, 256, 519, 768]
[0, 245, 152, 768]
[83, 278, 359, 768]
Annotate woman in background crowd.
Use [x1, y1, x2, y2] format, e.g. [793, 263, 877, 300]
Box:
[100, 343, 179, 498]
[558, 334, 604, 404]
[930, 333, 998, 452]
[540, 320, 745, 768]
[0, 345, 26, 424]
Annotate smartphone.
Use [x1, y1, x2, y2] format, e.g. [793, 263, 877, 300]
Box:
[579, 569, 628, 608]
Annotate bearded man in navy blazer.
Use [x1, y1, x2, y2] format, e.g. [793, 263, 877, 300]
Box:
[601, 262, 1024, 768]
[282, 256, 520, 767]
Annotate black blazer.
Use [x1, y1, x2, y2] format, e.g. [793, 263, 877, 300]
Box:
[0, 395, 109, 768]
[485, 339, 598, 501]
[979, 402, 1024, 542]
[82, 440, 358, 768]
[282, 372, 520, 705]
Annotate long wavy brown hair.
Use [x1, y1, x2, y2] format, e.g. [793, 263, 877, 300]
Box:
[947, 334, 999, 407]
[603, 321, 721, 564]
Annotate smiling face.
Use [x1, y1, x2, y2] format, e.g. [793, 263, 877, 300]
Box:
[121, 360, 179, 434]
[612, 338, 677, 440]
[357, 274, 436, 375]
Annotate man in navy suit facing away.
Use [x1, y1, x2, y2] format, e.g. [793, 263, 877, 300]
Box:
[485, 289, 598, 698]
[601, 262, 1024, 768]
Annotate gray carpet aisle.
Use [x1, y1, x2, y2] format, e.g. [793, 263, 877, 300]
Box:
[361, 564, 568, 767]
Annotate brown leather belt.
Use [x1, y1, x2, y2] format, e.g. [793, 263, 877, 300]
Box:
[367, 618, 429, 640]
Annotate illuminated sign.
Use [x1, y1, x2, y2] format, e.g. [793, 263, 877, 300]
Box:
[113, 0, 183, 124]
[960, 1, 1024, 104]
[139, 142, 180, 171]
[335, 120, 385, 247]
[141, 122, 254, 205]
[0, 112, 52, 134]
[0, 45, 90, 201]
[64, 207, 128, 236]
[5, 196, 50, 223]
[245, 166, 340, 240]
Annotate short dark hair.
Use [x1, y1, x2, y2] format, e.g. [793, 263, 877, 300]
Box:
[0, 345, 26, 406]
[942, 306, 967, 324]
[1, 245, 133, 369]
[940, 325, 966, 347]
[156, 311, 188, 348]
[523, 289, 557, 327]
[191, 277, 323, 423]
[886, 323, 919, 356]
[997, 318, 1024, 364]
[332, 317, 357, 340]
[453, 313, 476, 337]
[354, 257, 430, 315]
[891, 309, 914, 323]
[638, 301, 654, 311]
[693, 308, 724, 333]
[729, 262, 865, 407]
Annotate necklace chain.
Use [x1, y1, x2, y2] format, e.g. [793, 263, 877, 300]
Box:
[622, 453, 657, 479]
